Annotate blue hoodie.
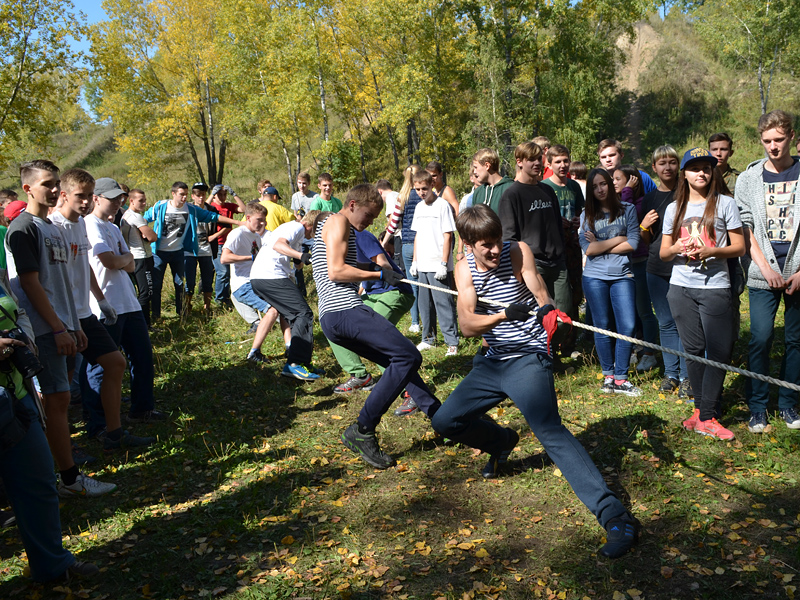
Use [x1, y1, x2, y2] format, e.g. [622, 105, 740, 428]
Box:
[143, 200, 220, 255]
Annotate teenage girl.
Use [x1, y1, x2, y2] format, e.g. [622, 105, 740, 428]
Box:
[660, 148, 744, 440]
[579, 168, 642, 396]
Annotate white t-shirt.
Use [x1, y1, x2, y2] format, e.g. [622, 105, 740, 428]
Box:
[222, 227, 262, 292]
[84, 214, 141, 317]
[384, 191, 400, 217]
[50, 212, 93, 319]
[120, 209, 152, 259]
[252, 221, 305, 280]
[411, 197, 456, 272]
[160, 203, 189, 252]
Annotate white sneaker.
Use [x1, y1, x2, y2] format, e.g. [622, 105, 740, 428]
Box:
[408, 324, 420, 334]
[58, 473, 118, 498]
[445, 345, 458, 356]
[416, 341, 434, 351]
[636, 353, 658, 372]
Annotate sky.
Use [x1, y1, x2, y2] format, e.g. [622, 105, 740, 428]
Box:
[72, 0, 107, 55]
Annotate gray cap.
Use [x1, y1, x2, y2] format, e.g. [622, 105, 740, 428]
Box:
[94, 177, 126, 199]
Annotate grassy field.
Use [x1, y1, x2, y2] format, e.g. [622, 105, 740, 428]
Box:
[0, 280, 798, 600]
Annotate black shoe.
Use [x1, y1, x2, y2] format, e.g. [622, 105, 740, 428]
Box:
[71, 442, 97, 466]
[61, 560, 100, 581]
[600, 514, 640, 558]
[0, 509, 15, 528]
[678, 379, 694, 400]
[247, 349, 270, 365]
[127, 409, 167, 424]
[99, 430, 156, 451]
[244, 321, 260, 336]
[341, 423, 395, 469]
[659, 377, 679, 393]
[393, 392, 418, 416]
[481, 428, 519, 479]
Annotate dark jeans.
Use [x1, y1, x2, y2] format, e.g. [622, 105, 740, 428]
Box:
[582, 276, 636, 379]
[431, 352, 626, 528]
[631, 260, 658, 345]
[251, 278, 314, 365]
[646, 272, 687, 381]
[185, 255, 214, 294]
[152, 250, 185, 319]
[320, 305, 441, 429]
[83, 310, 155, 435]
[131, 256, 154, 326]
[747, 287, 800, 412]
[667, 285, 734, 421]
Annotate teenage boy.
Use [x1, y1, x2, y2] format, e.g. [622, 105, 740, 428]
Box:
[640, 146, 690, 397]
[5, 160, 116, 497]
[52, 170, 153, 451]
[184, 182, 218, 314]
[209, 185, 246, 308]
[471, 149, 514, 214]
[597, 139, 657, 195]
[736, 110, 800, 433]
[0, 189, 18, 209]
[291, 172, 317, 217]
[144, 182, 240, 320]
[310, 173, 343, 212]
[120, 189, 156, 325]
[431, 204, 639, 559]
[427, 161, 459, 216]
[532, 136, 552, 178]
[259, 186, 296, 231]
[250, 211, 321, 380]
[222, 202, 288, 366]
[410, 170, 459, 355]
[313, 184, 442, 468]
[709, 132, 740, 193]
[86, 178, 165, 426]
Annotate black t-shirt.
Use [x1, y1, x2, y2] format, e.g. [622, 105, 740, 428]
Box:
[499, 181, 565, 268]
[643, 188, 678, 278]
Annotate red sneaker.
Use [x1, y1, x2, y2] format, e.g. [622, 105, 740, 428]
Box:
[682, 409, 700, 431]
[694, 418, 735, 440]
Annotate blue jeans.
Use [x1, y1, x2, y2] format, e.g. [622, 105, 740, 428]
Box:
[401, 242, 420, 326]
[646, 272, 687, 381]
[152, 250, 185, 319]
[431, 353, 626, 528]
[213, 255, 231, 303]
[631, 260, 658, 345]
[417, 271, 459, 346]
[582, 276, 636, 379]
[184, 255, 214, 294]
[747, 287, 800, 412]
[0, 394, 75, 581]
[83, 311, 155, 435]
[320, 305, 440, 430]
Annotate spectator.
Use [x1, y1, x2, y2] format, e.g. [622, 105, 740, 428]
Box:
[120, 189, 157, 326]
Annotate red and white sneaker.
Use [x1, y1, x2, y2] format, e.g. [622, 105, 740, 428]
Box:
[682, 408, 700, 431]
[694, 418, 735, 440]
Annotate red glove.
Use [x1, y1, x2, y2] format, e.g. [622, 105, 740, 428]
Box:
[537, 305, 573, 355]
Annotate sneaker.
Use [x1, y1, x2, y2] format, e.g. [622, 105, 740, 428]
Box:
[0, 509, 16, 528]
[779, 407, 800, 429]
[334, 374, 376, 394]
[244, 321, 260, 336]
[305, 364, 326, 376]
[408, 324, 420, 334]
[636, 354, 658, 372]
[127, 409, 167, 424]
[61, 560, 100, 581]
[247, 349, 270, 365]
[445, 345, 458, 357]
[748, 411, 768, 433]
[416, 341, 434, 351]
[341, 423, 395, 469]
[481, 428, 519, 479]
[100, 430, 156, 451]
[659, 377, 679, 393]
[57, 473, 118, 498]
[600, 514, 640, 559]
[71, 443, 97, 466]
[678, 379, 694, 400]
[281, 363, 320, 381]
[694, 418, 735, 440]
[393, 392, 418, 416]
[600, 376, 615, 394]
[682, 408, 700, 431]
[613, 380, 642, 397]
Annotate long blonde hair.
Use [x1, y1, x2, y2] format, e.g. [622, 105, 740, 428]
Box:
[397, 164, 423, 213]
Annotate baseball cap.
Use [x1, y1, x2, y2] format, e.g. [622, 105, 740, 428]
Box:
[94, 177, 127, 199]
[192, 182, 209, 191]
[680, 147, 718, 170]
[263, 186, 281, 199]
[4, 200, 26, 222]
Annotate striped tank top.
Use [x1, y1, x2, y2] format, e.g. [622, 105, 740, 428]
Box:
[467, 242, 549, 358]
[312, 215, 363, 317]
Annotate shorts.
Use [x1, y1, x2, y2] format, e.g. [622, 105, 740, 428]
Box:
[232, 282, 271, 313]
[33, 333, 77, 395]
[79, 316, 119, 365]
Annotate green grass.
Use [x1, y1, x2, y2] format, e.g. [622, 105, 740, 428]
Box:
[1, 283, 799, 600]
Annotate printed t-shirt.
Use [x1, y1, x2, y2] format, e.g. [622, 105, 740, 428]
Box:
[763, 159, 799, 272]
[160, 203, 189, 252]
[50, 212, 93, 319]
[542, 178, 585, 220]
[222, 227, 261, 292]
[291, 191, 317, 214]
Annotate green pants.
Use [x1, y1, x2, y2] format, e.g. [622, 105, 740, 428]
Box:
[328, 290, 415, 377]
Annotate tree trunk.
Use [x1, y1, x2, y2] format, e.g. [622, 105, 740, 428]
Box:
[280, 138, 294, 193]
[205, 79, 218, 185]
[293, 113, 301, 180]
[406, 121, 414, 166]
[185, 130, 206, 184]
[218, 138, 226, 184]
[0, 13, 33, 134]
[313, 26, 329, 143]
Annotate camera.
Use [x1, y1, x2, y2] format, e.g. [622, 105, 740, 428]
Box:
[1, 328, 42, 379]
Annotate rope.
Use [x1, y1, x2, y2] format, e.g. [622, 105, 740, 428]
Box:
[402, 277, 800, 393]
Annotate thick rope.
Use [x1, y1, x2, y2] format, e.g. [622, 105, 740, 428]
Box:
[402, 277, 800, 393]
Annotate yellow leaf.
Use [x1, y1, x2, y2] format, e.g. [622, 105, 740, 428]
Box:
[457, 542, 474, 550]
[627, 589, 642, 596]
[281, 535, 294, 545]
[553, 468, 562, 477]
[613, 592, 626, 600]
[475, 548, 489, 558]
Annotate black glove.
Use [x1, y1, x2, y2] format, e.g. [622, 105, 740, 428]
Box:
[504, 303, 534, 321]
[300, 252, 312, 265]
[536, 304, 555, 325]
[382, 269, 404, 285]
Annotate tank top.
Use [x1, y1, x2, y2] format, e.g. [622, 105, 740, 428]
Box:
[312, 215, 362, 318]
[467, 242, 548, 358]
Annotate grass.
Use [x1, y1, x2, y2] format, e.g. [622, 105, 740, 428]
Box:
[1, 282, 799, 600]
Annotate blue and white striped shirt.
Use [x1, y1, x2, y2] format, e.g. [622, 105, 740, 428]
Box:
[312, 215, 363, 318]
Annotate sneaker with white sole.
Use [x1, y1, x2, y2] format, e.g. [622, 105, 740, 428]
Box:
[416, 341, 434, 351]
[748, 411, 768, 433]
[408, 323, 420, 334]
[600, 376, 615, 394]
[694, 418, 735, 440]
[281, 363, 320, 381]
[57, 473, 117, 498]
[445, 345, 458, 357]
[334, 374, 375, 394]
[779, 407, 800, 429]
[636, 353, 658, 372]
[613, 380, 642, 397]
[393, 392, 418, 416]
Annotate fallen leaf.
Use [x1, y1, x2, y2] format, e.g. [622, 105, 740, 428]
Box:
[281, 535, 294, 545]
[661, 566, 673, 578]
